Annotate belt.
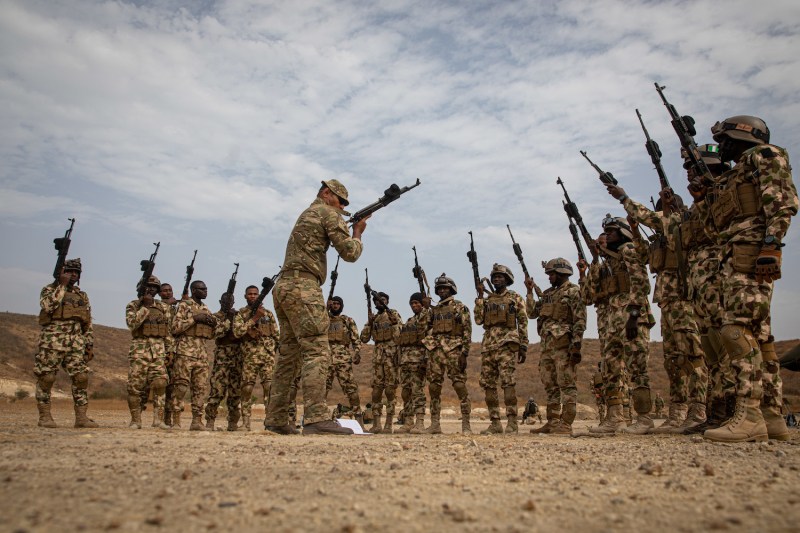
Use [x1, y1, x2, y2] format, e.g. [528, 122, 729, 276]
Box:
[281, 269, 320, 284]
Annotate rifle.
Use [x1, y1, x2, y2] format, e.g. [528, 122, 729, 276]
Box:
[136, 242, 161, 297]
[636, 108, 671, 193]
[654, 82, 714, 185]
[580, 150, 618, 185]
[507, 225, 542, 297]
[221, 263, 239, 314]
[557, 177, 596, 259]
[348, 179, 422, 224]
[181, 250, 197, 298]
[467, 231, 493, 297]
[52, 218, 76, 280]
[411, 246, 430, 296]
[563, 201, 587, 264]
[249, 270, 280, 318]
[328, 255, 341, 301]
[364, 268, 377, 319]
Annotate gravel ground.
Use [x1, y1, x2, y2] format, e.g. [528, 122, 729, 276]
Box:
[1, 400, 799, 532]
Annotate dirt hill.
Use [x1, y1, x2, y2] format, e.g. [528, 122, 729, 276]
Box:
[2, 311, 798, 409]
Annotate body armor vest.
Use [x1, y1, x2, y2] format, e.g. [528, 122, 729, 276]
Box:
[598, 263, 630, 298]
[397, 320, 426, 346]
[681, 215, 712, 250]
[245, 315, 276, 341]
[328, 316, 348, 344]
[184, 317, 214, 339]
[648, 235, 679, 273]
[39, 289, 90, 326]
[216, 321, 241, 346]
[431, 302, 464, 336]
[539, 291, 571, 322]
[372, 313, 395, 342]
[710, 181, 760, 230]
[133, 305, 169, 338]
[483, 292, 517, 328]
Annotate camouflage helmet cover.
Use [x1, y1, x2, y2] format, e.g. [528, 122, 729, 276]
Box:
[146, 275, 161, 287]
[711, 115, 770, 145]
[601, 214, 634, 241]
[434, 273, 457, 295]
[63, 258, 82, 273]
[681, 143, 725, 169]
[321, 179, 350, 206]
[490, 263, 514, 285]
[542, 257, 573, 276]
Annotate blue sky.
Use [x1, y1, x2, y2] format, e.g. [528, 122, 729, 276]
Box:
[1, 0, 799, 341]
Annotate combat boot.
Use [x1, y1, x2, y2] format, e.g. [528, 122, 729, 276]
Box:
[205, 416, 216, 431]
[552, 403, 576, 435]
[530, 402, 560, 434]
[761, 405, 790, 441]
[152, 406, 169, 430]
[481, 418, 504, 435]
[37, 402, 57, 428]
[704, 397, 768, 443]
[671, 402, 706, 434]
[128, 395, 142, 429]
[424, 415, 442, 434]
[686, 396, 728, 434]
[227, 410, 240, 432]
[241, 415, 251, 431]
[461, 414, 472, 435]
[189, 414, 207, 431]
[410, 414, 427, 434]
[651, 402, 687, 434]
[395, 412, 414, 434]
[623, 405, 632, 425]
[383, 415, 393, 434]
[172, 410, 181, 429]
[369, 414, 382, 434]
[74, 404, 99, 428]
[505, 414, 518, 434]
[354, 412, 366, 432]
[589, 404, 625, 434]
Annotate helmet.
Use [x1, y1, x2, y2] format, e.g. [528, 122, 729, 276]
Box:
[542, 258, 573, 276]
[146, 275, 161, 287]
[711, 115, 770, 145]
[63, 258, 82, 273]
[601, 214, 634, 241]
[434, 273, 457, 295]
[321, 179, 349, 206]
[681, 143, 725, 169]
[490, 263, 514, 285]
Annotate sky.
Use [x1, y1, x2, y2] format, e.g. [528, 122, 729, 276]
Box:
[1, 0, 799, 342]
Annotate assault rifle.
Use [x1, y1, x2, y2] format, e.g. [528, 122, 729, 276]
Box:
[181, 250, 197, 298]
[328, 255, 341, 301]
[557, 177, 596, 260]
[364, 268, 379, 319]
[654, 82, 714, 185]
[136, 242, 161, 297]
[467, 231, 493, 297]
[221, 263, 239, 314]
[249, 270, 280, 318]
[636, 108, 671, 194]
[563, 201, 587, 264]
[506, 225, 542, 297]
[580, 151, 618, 185]
[52, 218, 75, 280]
[411, 246, 430, 296]
[348, 179, 422, 224]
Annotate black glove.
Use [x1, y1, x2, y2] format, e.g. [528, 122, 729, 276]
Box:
[625, 314, 638, 341]
[517, 344, 528, 364]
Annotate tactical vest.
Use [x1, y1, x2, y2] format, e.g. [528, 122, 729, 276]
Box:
[431, 302, 464, 336]
[246, 315, 277, 341]
[216, 324, 241, 346]
[39, 289, 90, 327]
[372, 313, 395, 343]
[184, 313, 215, 339]
[539, 292, 572, 322]
[710, 181, 760, 230]
[680, 215, 712, 250]
[483, 292, 517, 328]
[328, 316, 348, 344]
[648, 234, 679, 273]
[397, 319, 426, 346]
[133, 305, 169, 338]
[598, 263, 630, 298]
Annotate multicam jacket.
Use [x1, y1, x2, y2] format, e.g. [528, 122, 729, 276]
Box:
[38, 283, 93, 351]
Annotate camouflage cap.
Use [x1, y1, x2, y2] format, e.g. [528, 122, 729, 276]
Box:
[64, 258, 82, 273]
[321, 179, 349, 206]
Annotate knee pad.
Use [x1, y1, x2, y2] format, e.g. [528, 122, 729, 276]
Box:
[72, 372, 89, 389]
[241, 384, 254, 400]
[151, 378, 167, 395]
[720, 325, 757, 360]
[632, 387, 652, 414]
[503, 386, 517, 406]
[38, 373, 56, 390]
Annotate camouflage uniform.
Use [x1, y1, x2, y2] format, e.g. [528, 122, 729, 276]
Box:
[474, 288, 528, 430]
[360, 308, 401, 430]
[263, 196, 363, 428]
[591, 368, 606, 422]
[204, 310, 243, 429]
[234, 306, 279, 428]
[396, 308, 430, 432]
[326, 313, 362, 413]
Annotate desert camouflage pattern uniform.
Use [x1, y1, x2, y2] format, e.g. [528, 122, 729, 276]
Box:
[361, 309, 401, 421]
[708, 143, 797, 404]
[591, 368, 606, 421]
[125, 299, 171, 411]
[624, 199, 708, 409]
[171, 299, 222, 420]
[474, 288, 528, 421]
[397, 309, 431, 419]
[422, 296, 472, 420]
[35, 283, 93, 406]
[527, 280, 586, 421]
[204, 310, 243, 423]
[234, 306, 279, 420]
[161, 301, 178, 423]
[326, 313, 362, 413]
[264, 197, 363, 427]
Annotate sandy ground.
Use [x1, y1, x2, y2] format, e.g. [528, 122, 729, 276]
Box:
[1, 400, 799, 533]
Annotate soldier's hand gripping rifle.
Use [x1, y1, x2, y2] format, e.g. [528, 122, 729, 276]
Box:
[328, 255, 341, 302]
[636, 108, 672, 198]
[181, 250, 197, 299]
[562, 201, 587, 264]
[411, 246, 430, 297]
[580, 151, 618, 186]
[136, 242, 161, 298]
[348, 179, 422, 224]
[249, 270, 280, 319]
[221, 263, 239, 315]
[557, 177, 596, 261]
[654, 82, 715, 186]
[506, 225, 542, 297]
[52, 218, 76, 280]
[467, 231, 493, 298]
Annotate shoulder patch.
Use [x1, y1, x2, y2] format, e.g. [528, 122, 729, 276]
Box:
[760, 147, 776, 159]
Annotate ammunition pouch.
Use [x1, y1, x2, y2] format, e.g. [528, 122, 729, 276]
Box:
[711, 182, 760, 229]
[720, 324, 757, 360]
[328, 317, 348, 344]
[599, 269, 630, 297]
[372, 316, 395, 342]
[397, 323, 426, 346]
[730, 242, 761, 275]
[133, 306, 169, 338]
[39, 291, 90, 327]
[649, 236, 678, 273]
[483, 294, 516, 328]
[431, 305, 464, 336]
[185, 322, 214, 339]
[551, 333, 571, 350]
[539, 296, 571, 322]
[246, 318, 276, 340]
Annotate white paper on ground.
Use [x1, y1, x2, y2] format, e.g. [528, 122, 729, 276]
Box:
[337, 418, 371, 435]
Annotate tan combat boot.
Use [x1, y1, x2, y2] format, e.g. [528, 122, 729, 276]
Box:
[481, 418, 504, 435]
[551, 403, 576, 435]
[189, 414, 206, 431]
[424, 415, 442, 434]
[205, 416, 216, 431]
[410, 414, 426, 434]
[530, 403, 560, 434]
[671, 402, 706, 434]
[461, 414, 472, 435]
[383, 414, 393, 434]
[505, 414, 518, 434]
[369, 413, 382, 434]
[241, 414, 251, 431]
[37, 402, 57, 428]
[704, 397, 768, 443]
[128, 395, 142, 429]
[74, 404, 99, 428]
[395, 412, 414, 434]
[227, 410, 240, 432]
[651, 402, 687, 434]
[589, 404, 625, 434]
[172, 410, 182, 429]
[153, 405, 169, 430]
[761, 405, 790, 441]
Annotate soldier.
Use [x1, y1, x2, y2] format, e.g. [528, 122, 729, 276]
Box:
[125, 275, 171, 429]
[526, 258, 586, 435]
[159, 282, 179, 426]
[589, 216, 654, 435]
[34, 258, 98, 428]
[204, 290, 243, 431]
[474, 264, 528, 434]
[325, 296, 364, 427]
[521, 397, 542, 425]
[360, 292, 401, 433]
[422, 273, 473, 434]
[702, 116, 797, 442]
[264, 179, 367, 435]
[606, 183, 709, 434]
[395, 292, 430, 434]
[171, 280, 221, 430]
[234, 285, 280, 431]
[654, 393, 665, 418]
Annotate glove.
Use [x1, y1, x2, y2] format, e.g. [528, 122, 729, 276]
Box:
[569, 342, 582, 366]
[755, 248, 782, 283]
[84, 344, 94, 362]
[517, 344, 527, 364]
[353, 350, 362, 365]
[625, 314, 638, 341]
[458, 353, 468, 373]
[254, 306, 267, 321]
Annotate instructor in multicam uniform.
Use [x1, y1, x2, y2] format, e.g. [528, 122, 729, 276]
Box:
[264, 179, 368, 435]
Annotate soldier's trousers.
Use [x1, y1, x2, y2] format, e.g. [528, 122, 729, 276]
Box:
[660, 299, 707, 406]
[34, 347, 90, 406]
[479, 343, 517, 420]
[241, 349, 273, 420]
[602, 318, 650, 407]
[325, 347, 360, 412]
[428, 345, 470, 418]
[172, 355, 209, 417]
[371, 342, 397, 419]
[264, 277, 331, 426]
[205, 345, 243, 420]
[538, 333, 577, 408]
[398, 359, 427, 417]
[127, 344, 168, 411]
